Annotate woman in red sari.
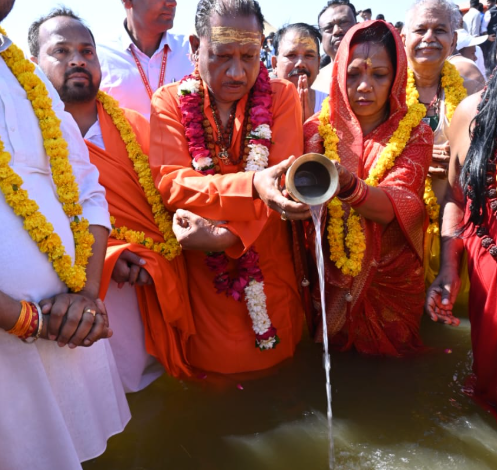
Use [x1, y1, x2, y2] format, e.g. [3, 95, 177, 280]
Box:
[426, 70, 497, 419]
[303, 21, 433, 356]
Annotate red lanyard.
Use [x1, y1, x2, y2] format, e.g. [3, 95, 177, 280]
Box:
[130, 44, 168, 99]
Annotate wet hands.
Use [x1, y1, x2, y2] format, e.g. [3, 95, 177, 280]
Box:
[112, 249, 151, 287]
[38, 294, 111, 348]
[253, 155, 311, 220]
[173, 209, 238, 252]
[425, 266, 461, 326]
[429, 143, 450, 179]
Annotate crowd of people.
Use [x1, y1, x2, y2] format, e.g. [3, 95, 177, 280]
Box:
[1, 0, 497, 468]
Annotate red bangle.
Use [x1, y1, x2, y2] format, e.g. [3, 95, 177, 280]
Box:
[339, 178, 369, 206]
[338, 174, 358, 198]
[19, 303, 39, 341]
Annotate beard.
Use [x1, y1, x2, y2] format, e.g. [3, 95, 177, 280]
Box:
[58, 67, 100, 104]
[59, 81, 99, 104]
[0, 0, 15, 23]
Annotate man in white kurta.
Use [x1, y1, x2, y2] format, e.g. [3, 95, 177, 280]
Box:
[97, 0, 192, 119]
[0, 24, 130, 470]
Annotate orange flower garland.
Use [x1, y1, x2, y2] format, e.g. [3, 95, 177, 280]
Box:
[0, 27, 93, 292]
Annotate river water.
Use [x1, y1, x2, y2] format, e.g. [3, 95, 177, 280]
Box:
[84, 301, 497, 470]
[310, 204, 335, 469]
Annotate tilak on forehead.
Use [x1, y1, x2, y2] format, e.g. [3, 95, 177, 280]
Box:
[288, 35, 318, 52]
[210, 26, 261, 46]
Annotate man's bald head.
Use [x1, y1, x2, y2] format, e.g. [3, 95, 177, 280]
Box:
[28, 7, 95, 58]
[30, 11, 101, 106]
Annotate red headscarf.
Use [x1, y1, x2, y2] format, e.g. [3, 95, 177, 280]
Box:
[303, 21, 433, 354]
[329, 20, 408, 176]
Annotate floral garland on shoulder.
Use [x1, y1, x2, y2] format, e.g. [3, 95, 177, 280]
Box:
[406, 61, 467, 236]
[177, 62, 279, 350]
[0, 27, 94, 292]
[96, 91, 181, 260]
[318, 96, 426, 277]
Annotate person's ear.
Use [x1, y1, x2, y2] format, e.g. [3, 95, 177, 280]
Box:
[189, 34, 200, 55]
[271, 55, 277, 70]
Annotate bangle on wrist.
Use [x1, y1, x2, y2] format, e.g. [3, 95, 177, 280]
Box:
[7, 300, 32, 338]
[339, 178, 369, 207]
[22, 302, 43, 343]
[338, 173, 358, 199]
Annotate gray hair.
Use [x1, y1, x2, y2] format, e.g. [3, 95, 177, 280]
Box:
[195, 0, 265, 38]
[405, 0, 460, 33]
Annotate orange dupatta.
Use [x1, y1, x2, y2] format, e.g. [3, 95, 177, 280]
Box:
[90, 102, 195, 378]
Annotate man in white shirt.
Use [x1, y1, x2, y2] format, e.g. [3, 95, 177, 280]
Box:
[463, 0, 482, 35]
[97, 0, 193, 119]
[31, 7, 196, 392]
[313, 0, 357, 101]
[0, 2, 130, 469]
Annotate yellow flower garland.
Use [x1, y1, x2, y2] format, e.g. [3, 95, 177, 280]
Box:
[96, 91, 181, 260]
[407, 61, 467, 235]
[0, 28, 94, 292]
[318, 96, 426, 277]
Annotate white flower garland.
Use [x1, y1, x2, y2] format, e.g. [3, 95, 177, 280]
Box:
[178, 74, 278, 350]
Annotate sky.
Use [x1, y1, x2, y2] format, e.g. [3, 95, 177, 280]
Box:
[3, 0, 467, 54]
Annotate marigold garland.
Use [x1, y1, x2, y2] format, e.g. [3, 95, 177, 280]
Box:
[318, 96, 426, 277]
[96, 91, 181, 260]
[0, 27, 93, 292]
[407, 61, 467, 235]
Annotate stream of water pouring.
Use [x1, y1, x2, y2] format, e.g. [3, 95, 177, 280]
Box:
[310, 204, 334, 469]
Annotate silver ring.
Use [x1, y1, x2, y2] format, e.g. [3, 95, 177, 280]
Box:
[281, 210, 288, 221]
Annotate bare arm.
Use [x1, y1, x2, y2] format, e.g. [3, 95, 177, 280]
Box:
[425, 93, 481, 325]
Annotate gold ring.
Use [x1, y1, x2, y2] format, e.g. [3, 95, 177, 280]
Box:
[281, 210, 288, 221]
[84, 307, 97, 317]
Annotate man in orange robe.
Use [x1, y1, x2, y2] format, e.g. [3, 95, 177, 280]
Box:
[32, 9, 195, 389]
[150, 0, 309, 375]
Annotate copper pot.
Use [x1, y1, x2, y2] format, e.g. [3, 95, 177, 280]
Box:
[285, 153, 340, 205]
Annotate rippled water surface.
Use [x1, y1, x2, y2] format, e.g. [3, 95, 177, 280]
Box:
[84, 308, 497, 470]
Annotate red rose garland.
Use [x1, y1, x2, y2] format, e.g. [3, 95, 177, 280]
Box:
[177, 63, 279, 350]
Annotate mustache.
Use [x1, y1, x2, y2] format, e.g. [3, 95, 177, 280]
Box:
[223, 81, 246, 86]
[415, 41, 443, 50]
[64, 67, 92, 82]
[288, 68, 311, 78]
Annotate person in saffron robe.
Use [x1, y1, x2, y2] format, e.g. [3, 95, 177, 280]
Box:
[30, 8, 195, 390]
[426, 70, 497, 419]
[150, 0, 310, 375]
[304, 20, 433, 355]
